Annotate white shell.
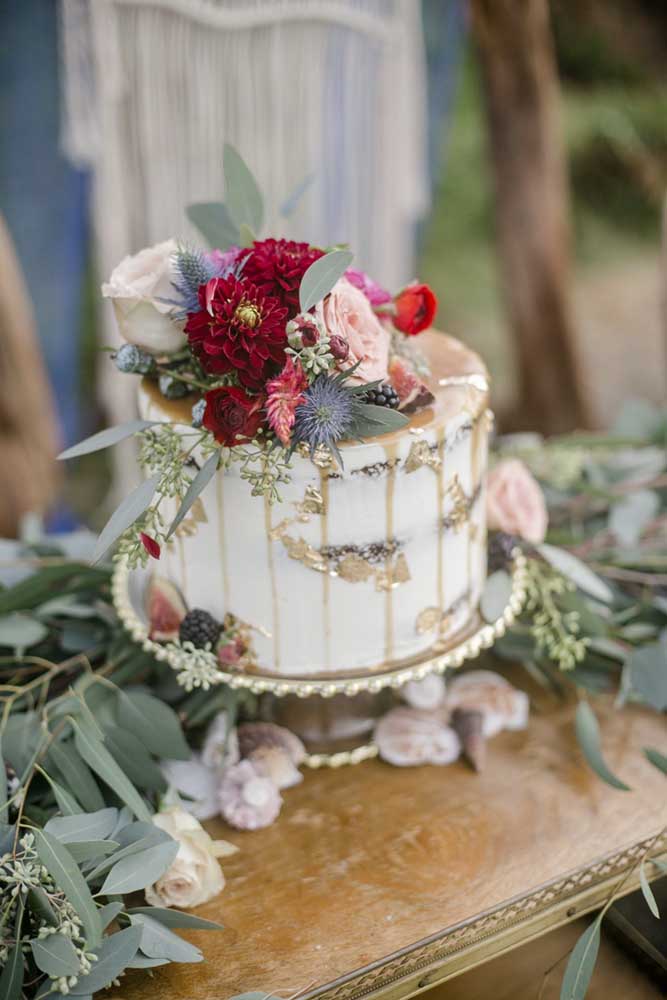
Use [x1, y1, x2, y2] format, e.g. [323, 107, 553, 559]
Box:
[249, 746, 303, 790]
[445, 670, 529, 738]
[374, 707, 461, 767]
[201, 710, 240, 770]
[400, 674, 446, 710]
[218, 759, 282, 831]
[237, 722, 306, 766]
[161, 755, 220, 821]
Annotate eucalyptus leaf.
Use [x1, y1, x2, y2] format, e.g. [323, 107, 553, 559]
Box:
[575, 701, 630, 792]
[127, 954, 171, 968]
[100, 839, 179, 895]
[117, 689, 191, 760]
[639, 859, 660, 918]
[86, 831, 170, 884]
[28, 886, 59, 926]
[299, 249, 354, 313]
[2, 712, 39, 774]
[102, 724, 168, 792]
[45, 808, 118, 844]
[99, 900, 124, 929]
[130, 913, 203, 963]
[167, 451, 219, 540]
[40, 770, 82, 816]
[0, 734, 6, 818]
[239, 222, 256, 247]
[48, 739, 105, 813]
[186, 201, 240, 250]
[626, 642, 667, 710]
[481, 571, 512, 623]
[349, 403, 409, 438]
[93, 473, 161, 564]
[66, 840, 120, 863]
[31, 933, 80, 977]
[539, 544, 614, 604]
[33, 829, 102, 948]
[128, 906, 224, 931]
[73, 720, 151, 821]
[224, 142, 264, 233]
[68, 925, 142, 995]
[0, 612, 48, 650]
[280, 171, 316, 217]
[643, 747, 667, 775]
[0, 944, 24, 1000]
[58, 420, 155, 460]
[608, 490, 660, 548]
[560, 915, 601, 1000]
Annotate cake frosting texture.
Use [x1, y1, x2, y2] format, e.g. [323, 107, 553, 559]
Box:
[139, 332, 490, 678]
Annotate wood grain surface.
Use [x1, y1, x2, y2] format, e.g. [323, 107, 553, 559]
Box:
[112, 676, 667, 1000]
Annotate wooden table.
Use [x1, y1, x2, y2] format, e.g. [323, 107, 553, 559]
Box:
[114, 675, 667, 1000]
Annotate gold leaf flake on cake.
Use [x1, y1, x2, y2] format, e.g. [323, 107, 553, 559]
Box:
[296, 485, 326, 517]
[281, 533, 328, 573]
[337, 553, 374, 583]
[375, 553, 411, 592]
[445, 474, 469, 531]
[173, 496, 209, 538]
[415, 606, 442, 634]
[405, 440, 441, 474]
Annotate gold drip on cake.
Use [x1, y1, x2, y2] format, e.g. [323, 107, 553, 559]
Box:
[264, 494, 281, 670]
[319, 469, 331, 670]
[383, 444, 398, 661]
[436, 425, 446, 613]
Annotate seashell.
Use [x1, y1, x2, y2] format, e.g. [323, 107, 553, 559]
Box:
[374, 707, 460, 767]
[237, 722, 306, 766]
[445, 670, 529, 738]
[201, 711, 240, 771]
[161, 755, 220, 821]
[218, 759, 282, 831]
[401, 674, 447, 711]
[249, 745, 303, 790]
[451, 708, 485, 773]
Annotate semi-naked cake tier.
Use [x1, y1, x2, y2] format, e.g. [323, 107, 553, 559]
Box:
[138, 331, 490, 678]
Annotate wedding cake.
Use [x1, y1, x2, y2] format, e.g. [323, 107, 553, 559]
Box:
[65, 148, 491, 686]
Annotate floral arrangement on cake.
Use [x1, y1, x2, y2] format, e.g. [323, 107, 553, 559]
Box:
[61, 146, 437, 572]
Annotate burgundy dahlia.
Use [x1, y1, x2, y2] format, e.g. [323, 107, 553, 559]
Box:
[238, 238, 324, 316]
[185, 275, 288, 391]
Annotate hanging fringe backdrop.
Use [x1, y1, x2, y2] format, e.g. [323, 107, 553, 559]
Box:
[59, 0, 429, 492]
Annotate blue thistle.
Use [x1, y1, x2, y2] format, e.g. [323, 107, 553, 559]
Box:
[291, 374, 357, 465]
[170, 245, 218, 318]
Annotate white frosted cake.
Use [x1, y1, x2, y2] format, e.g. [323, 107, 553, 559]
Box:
[138, 331, 490, 678]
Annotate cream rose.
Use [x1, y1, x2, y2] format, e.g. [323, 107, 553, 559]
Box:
[319, 277, 390, 384]
[145, 805, 237, 909]
[487, 459, 548, 544]
[101, 239, 187, 355]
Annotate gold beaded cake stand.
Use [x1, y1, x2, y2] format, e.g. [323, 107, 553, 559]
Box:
[112, 551, 528, 710]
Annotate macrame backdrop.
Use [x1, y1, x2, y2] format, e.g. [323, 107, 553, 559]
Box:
[60, 0, 429, 490]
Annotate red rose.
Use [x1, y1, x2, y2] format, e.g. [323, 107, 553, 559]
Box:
[203, 386, 265, 447]
[393, 283, 437, 336]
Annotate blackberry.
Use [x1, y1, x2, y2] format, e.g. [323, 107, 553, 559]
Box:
[179, 609, 222, 648]
[363, 384, 400, 409]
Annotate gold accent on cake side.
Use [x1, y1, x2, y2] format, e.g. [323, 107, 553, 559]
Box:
[405, 439, 441, 473]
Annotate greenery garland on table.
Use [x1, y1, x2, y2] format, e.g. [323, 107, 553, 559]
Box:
[0, 399, 666, 999]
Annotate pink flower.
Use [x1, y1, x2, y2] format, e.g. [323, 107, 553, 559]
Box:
[207, 246, 242, 274]
[319, 278, 391, 385]
[345, 268, 392, 307]
[266, 357, 308, 445]
[487, 459, 548, 545]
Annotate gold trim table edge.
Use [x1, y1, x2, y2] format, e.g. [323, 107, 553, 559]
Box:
[304, 832, 667, 1000]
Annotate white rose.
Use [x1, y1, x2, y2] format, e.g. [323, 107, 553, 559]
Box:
[145, 805, 237, 909]
[101, 239, 187, 355]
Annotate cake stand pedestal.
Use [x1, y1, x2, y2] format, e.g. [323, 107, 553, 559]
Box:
[112, 551, 529, 764]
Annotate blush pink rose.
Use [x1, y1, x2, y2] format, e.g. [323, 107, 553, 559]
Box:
[487, 459, 548, 544]
[319, 278, 390, 384]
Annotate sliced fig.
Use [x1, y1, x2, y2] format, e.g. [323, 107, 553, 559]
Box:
[145, 576, 187, 641]
[388, 355, 435, 413]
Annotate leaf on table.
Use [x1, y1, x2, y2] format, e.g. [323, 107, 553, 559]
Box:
[33, 829, 102, 949]
[626, 642, 667, 710]
[0, 944, 24, 1000]
[560, 915, 601, 1000]
[538, 544, 614, 604]
[608, 489, 660, 548]
[99, 901, 124, 929]
[102, 724, 168, 792]
[73, 720, 151, 821]
[45, 808, 118, 844]
[100, 839, 179, 896]
[116, 689, 191, 760]
[58, 420, 155, 460]
[299, 249, 354, 313]
[128, 906, 224, 931]
[40, 769, 83, 816]
[574, 701, 630, 792]
[643, 747, 667, 776]
[0, 612, 48, 650]
[93, 473, 161, 564]
[639, 859, 660, 918]
[66, 840, 120, 863]
[67, 925, 142, 995]
[48, 739, 105, 813]
[130, 913, 203, 963]
[30, 933, 80, 978]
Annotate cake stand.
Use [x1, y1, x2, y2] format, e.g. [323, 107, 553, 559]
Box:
[112, 550, 528, 766]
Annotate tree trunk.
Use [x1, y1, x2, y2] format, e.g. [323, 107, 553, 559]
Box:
[0, 214, 61, 537]
[470, 0, 586, 433]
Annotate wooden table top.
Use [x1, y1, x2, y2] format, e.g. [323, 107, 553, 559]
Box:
[113, 673, 667, 1000]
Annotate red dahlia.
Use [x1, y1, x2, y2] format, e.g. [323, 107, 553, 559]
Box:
[238, 239, 324, 316]
[185, 275, 288, 391]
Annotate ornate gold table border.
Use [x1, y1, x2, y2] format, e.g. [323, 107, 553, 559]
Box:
[112, 552, 528, 699]
[305, 831, 667, 1000]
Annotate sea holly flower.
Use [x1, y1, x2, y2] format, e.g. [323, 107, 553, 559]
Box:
[203, 385, 265, 447]
[291, 373, 356, 463]
[185, 275, 288, 391]
[393, 282, 437, 336]
[238, 238, 324, 315]
[266, 357, 309, 446]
